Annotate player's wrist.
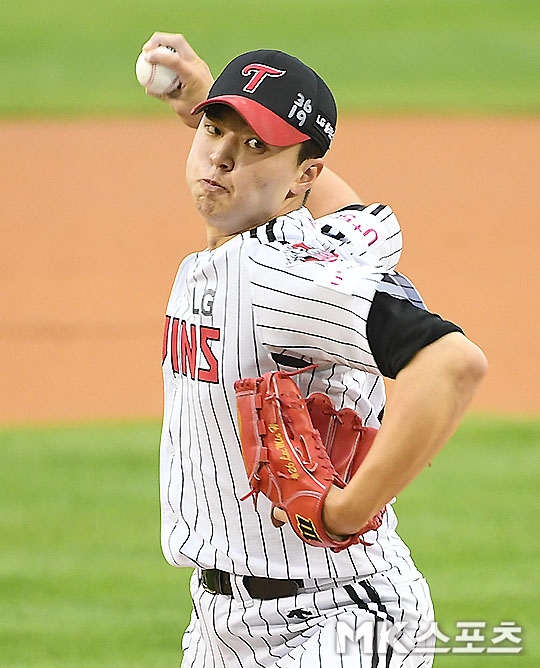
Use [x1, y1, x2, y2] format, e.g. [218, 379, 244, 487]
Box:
[165, 70, 213, 127]
[323, 485, 373, 538]
[322, 486, 351, 538]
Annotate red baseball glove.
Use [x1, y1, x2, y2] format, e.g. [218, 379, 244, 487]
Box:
[306, 393, 378, 483]
[234, 369, 384, 552]
[306, 392, 386, 531]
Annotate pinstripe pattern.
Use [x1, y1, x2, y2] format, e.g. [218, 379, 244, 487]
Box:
[160, 207, 416, 579]
[181, 564, 434, 667]
[160, 205, 434, 666]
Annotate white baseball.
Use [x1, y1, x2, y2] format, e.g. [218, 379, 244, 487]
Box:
[135, 46, 180, 96]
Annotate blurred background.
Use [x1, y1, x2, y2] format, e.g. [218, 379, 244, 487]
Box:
[2, 0, 540, 423]
[1, 1, 539, 666]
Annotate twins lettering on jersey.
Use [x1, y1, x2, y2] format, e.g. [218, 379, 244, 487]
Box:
[162, 283, 221, 382]
[162, 316, 220, 383]
[161, 241, 339, 382]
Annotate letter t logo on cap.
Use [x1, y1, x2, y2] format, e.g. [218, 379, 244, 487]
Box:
[241, 63, 286, 93]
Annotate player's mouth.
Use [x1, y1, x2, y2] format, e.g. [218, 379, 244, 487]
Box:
[201, 178, 229, 193]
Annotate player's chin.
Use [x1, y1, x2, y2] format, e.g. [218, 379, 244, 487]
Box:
[192, 193, 227, 220]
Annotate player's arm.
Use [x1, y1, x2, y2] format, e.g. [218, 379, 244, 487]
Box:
[322, 330, 488, 537]
[304, 167, 364, 217]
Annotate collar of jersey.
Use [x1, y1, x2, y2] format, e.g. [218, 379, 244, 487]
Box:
[248, 207, 316, 243]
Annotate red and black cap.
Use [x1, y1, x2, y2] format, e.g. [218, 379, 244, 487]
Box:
[192, 50, 337, 154]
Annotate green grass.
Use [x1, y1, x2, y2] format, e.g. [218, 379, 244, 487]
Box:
[1, 0, 539, 117]
[396, 415, 540, 665]
[1, 415, 539, 666]
[0, 421, 192, 668]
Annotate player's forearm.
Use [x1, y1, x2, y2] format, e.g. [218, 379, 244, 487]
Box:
[323, 332, 488, 537]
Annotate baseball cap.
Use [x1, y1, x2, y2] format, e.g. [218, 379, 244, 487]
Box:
[191, 50, 337, 154]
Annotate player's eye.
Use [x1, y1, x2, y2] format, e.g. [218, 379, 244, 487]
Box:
[246, 137, 266, 151]
[204, 122, 221, 137]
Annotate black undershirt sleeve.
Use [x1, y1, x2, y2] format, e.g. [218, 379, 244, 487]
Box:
[366, 291, 464, 379]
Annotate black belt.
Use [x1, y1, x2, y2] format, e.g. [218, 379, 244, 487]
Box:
[201, 569, 304, 600]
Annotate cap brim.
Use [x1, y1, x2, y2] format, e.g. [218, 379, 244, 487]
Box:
[192, 95, 310, 147]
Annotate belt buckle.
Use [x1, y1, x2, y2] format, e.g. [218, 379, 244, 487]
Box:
[201, 569, 231, 595]
[201, 569, 218, 594]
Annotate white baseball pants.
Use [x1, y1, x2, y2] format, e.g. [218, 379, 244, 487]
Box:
[180, 564, 435, 667]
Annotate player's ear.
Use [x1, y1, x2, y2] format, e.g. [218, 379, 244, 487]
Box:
[288, 159, 324, 198]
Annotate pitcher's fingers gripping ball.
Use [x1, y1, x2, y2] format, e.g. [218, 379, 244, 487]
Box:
[234, 369, 385, 552]
[135, 46, 181, 96]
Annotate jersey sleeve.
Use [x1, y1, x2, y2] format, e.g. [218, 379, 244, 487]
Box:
[367, 276, 464, 379]
[315, 203, 403, 270]
[247, 232, 462, 379]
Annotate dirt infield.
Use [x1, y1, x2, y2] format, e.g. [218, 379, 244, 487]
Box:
[1, 117, 539, 424]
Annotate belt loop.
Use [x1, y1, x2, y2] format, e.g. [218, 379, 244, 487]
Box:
[231, 574, 254, 608]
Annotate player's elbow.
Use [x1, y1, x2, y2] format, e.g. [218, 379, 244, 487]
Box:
[468, 343, 488, 385]
[456, 334, 487, 382]
[438, 332, 488, 393]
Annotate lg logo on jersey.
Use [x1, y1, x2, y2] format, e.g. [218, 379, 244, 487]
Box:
[193, 287, 215, 316]
[162, 315, 220, 383]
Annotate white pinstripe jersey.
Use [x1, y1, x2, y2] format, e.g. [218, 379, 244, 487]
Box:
[159, 204, 418, 580]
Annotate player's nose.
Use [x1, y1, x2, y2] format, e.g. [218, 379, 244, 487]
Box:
[209, 137, 235, 172]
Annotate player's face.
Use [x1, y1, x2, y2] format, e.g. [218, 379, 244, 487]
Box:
[186, 106, 316, 248]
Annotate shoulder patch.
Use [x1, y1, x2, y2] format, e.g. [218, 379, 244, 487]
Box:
[283, 242, 339, 265]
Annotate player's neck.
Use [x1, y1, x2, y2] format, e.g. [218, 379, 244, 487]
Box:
[205, 199, 305, 250]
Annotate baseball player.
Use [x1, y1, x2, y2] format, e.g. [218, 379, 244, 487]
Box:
[141, 33, 487, 667]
